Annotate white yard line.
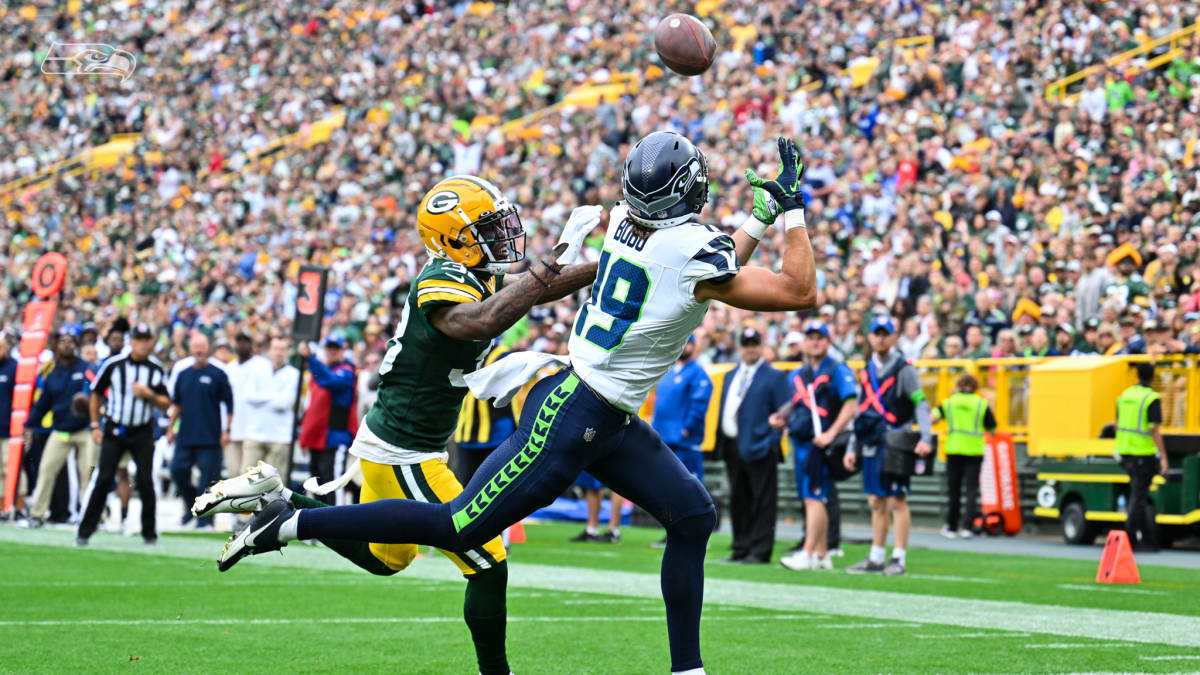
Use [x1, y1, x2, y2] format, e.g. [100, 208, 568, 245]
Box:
[0, 615, 824, 628]
[914, 632, 1031, 639]
[1024, 643, 1136, 649]
[905, 573, 1004, 584]
[1056, 583, 1167, 596]
[1141, 655, 1200, 661]
[4, 528, 1198, 648]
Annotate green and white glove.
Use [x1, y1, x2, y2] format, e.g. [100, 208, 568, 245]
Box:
[751, 182, 781, 225]
[744, 137, 807, 213]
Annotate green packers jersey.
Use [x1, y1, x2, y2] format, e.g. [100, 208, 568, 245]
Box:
[364, 258, 500, 455]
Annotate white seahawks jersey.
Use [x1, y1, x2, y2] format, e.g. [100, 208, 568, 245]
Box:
[568, 214, 738, 413]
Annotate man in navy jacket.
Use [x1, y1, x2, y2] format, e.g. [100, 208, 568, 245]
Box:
[168, 332, 233, 529]
[652, 334, 713, 481]
[21, 328, 97, 528]
[649, 333, 713, 547]
[716, 327, 791, 564]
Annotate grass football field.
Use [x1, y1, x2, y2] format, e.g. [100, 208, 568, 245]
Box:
[2, 522, 1198, 673]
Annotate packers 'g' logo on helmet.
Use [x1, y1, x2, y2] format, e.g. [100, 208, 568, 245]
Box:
[418, 176, 526, 273]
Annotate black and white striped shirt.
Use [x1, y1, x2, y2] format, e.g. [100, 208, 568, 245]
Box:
[93, 354, 168, 428]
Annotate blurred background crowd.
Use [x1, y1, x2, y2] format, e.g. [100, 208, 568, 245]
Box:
[2, 0, 1200, 377]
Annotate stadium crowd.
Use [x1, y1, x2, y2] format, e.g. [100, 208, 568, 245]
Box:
[2, 1, 1200, 532]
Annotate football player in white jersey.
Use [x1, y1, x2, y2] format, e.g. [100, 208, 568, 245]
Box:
[220, 133, 815, 675]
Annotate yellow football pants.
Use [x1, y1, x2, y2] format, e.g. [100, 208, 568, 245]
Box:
[360, 458, 507, 576]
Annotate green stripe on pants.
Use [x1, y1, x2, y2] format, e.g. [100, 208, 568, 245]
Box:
[452, 374, 579, 532]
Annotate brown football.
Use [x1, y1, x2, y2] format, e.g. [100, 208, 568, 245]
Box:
[653, 13, 716, 77]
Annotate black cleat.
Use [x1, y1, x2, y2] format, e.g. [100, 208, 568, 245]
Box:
[217, 499, 293, 572]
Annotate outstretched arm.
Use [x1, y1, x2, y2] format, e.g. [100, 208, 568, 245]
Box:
[732, 178, 782, 264]
[532, 261, 598, 303]
[432, 253, 592, 341]
[696, 211, 816, 310]
[696, 137, 816, 311]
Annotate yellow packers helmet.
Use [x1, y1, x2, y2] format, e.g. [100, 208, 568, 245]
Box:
[417, 176, 525, 274]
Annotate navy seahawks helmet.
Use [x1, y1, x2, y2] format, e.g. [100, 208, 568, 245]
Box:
[621, 131, 709, 229]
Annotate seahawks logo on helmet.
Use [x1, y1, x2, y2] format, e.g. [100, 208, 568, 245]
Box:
[622, 131, 709, 229]
[426, 190, 460, 214]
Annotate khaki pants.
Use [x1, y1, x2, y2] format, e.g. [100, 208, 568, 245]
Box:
[242, 440, 290, 472]
[223, 441, 244, 478]
[0, 437, 28, 503]
[30, 429, 96, 519]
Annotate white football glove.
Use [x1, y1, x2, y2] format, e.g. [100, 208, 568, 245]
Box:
[555, 204, 603, 266]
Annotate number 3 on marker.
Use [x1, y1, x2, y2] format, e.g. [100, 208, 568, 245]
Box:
[297, 271, 321, 315]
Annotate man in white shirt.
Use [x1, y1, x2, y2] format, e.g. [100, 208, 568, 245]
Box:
[1078, 74, 1107, 123]
[222, 332, 270, 477]
[241, 336, 300, 472]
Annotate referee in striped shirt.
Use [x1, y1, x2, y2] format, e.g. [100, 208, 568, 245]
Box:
[77, 323, 170, 546]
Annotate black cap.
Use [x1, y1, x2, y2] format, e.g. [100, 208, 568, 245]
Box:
[1135, 362, 1155, 383]
[1084, 318, 1101, 330]
[739, 327, 762, 346]
[131, 322, 154, 339]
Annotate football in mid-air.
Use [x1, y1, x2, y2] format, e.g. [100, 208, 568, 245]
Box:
[653, 13, 716, 77]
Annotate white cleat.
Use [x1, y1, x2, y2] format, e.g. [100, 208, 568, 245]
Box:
[812, 555, 834, 571]
[193, 461, 283, 519]
[780, 551, 813, 571]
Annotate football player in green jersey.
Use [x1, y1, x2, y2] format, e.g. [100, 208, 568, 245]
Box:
[197, 175, 601, 675]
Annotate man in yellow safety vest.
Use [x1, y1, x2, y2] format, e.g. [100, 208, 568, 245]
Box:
[932, 374, 996, 539]
[1115, 363, 1170, 552]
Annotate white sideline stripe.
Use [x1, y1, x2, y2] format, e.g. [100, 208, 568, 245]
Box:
[1142, 656, 1200, 661]
[1057, 583, 1167, 596]
[906, 573, 1003, 585]
[3, 528, 1199, 648]
[1025, 643, 1137, 649]
[0, 615, 820, 628]
[915, 632, 1031, 639]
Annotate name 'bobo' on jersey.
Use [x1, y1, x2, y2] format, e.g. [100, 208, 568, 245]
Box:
[568, 212, 738, 413]
[365, 257, 499, 454]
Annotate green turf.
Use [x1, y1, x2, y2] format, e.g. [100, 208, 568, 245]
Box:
[2, 522, 1199, 674]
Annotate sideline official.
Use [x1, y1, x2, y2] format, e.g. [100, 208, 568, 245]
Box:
[933, 374, 996, 539]
[772, 320, 857, 571]
[1115, 363, 1170, 552]
[77, 323, 170, 546]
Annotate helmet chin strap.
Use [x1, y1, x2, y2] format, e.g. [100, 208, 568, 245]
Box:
[628, 212, 695, 229]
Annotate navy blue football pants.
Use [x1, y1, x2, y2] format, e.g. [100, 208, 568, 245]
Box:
[300, 369, 717, 671]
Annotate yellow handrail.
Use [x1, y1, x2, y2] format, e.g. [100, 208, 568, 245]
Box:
[495, 72, 640, 138]
[678, 355, 1200, 453]
[1044, 19, 1200, 101]
[792, 35, 933, 95]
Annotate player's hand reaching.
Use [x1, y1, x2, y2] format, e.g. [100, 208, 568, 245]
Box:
[751, 183, 781, 225]
[744, 137, 806, 213]
[555, 204, 604, 266]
